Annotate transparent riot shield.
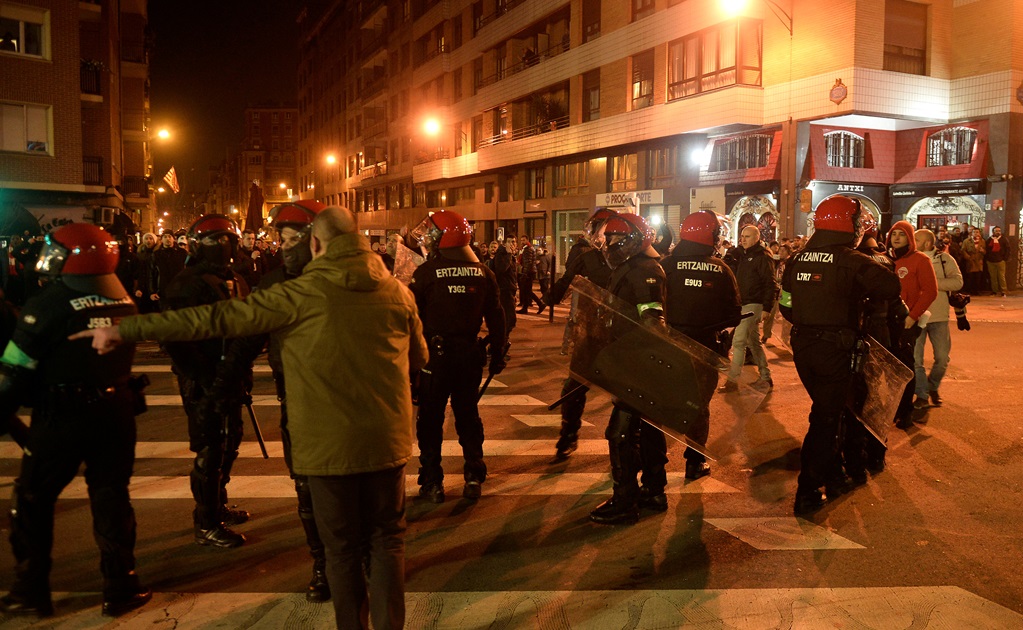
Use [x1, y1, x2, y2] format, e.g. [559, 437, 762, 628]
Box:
[392, 245, 425, 285]
[567, 277, 767, 459]
[850, 336, 914, 444]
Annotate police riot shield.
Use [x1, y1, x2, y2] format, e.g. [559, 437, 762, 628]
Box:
[567, 277, 767, 459]
[392, 245, 425, 285]
[850, 335, 914, 444]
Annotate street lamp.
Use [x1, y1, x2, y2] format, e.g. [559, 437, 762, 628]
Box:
[325, 154, 337, 165]
[721, 0, 792, 34]
[157, 128, 170, 140]
[423, 117, 442, 137]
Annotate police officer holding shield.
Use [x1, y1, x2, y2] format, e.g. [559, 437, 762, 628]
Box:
[0, 224, 150, 617]
[410, 210, 506, 503]
[780, 197, 904, 514]
[661, 211, 743, 483]
[589, 212, 667, 525]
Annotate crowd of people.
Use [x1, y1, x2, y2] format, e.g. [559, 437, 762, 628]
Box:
[0, 201, 1014, 627]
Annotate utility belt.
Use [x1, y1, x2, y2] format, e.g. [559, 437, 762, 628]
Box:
[45, 374, 149, 413]
[790, 325, 857, 350]
[426, 333, 480, 358]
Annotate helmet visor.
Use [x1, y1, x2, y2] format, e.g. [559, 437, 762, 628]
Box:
[409, 216, 439, 251]
[35, 235, 69, 276]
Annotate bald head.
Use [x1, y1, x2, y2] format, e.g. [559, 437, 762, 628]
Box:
[739, 226, 760, 250]
[313, 206, 357, 242]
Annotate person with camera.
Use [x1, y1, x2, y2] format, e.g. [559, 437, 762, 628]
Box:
[912, 228, 963, 413]
[0, 224, 151, 618]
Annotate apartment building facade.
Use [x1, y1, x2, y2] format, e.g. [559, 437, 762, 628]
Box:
[297, 0, 1022, 285]
[0, 0, 156, 239]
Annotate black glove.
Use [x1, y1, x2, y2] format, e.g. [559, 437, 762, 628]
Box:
[955, 307, 971, 331]
[489, 354, 506, 376]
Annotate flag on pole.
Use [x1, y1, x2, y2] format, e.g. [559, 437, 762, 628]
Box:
[163, 166, 180, 193]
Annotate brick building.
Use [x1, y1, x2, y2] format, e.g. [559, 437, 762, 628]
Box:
[0, 0, 155, 240]
[207, 103, 298, 231]
[296, 0, 1022, 285]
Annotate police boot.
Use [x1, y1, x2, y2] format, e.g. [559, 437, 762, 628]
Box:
[554, 433, 578, 461]
[638, 486, 668, 513]
[793, 489, 827, 515]
[0, 590, 53, 617]
[102, 571, 152, 617]
[220, 505, 250, 525]
[307, 560, 331, 603]
[590, 416, 640, 525]
[685, 460, 712, 480]
[589, 493, 639, 524]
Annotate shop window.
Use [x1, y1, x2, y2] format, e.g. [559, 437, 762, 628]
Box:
[927, 127, 976, 167]
[631, 50, 654, 110]
[668, 18, 762, 100]
[1, 102, 50, 154]
[583, 69, 600, 122]
[884, 0, 927, 76]
[610, 154, 638, 191]
[825, 131, 865, 168]
[554, 161, 590, 197]
[710, 134, 771, 172]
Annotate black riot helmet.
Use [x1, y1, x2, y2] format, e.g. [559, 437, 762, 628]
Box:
[186, 214, 240, 269]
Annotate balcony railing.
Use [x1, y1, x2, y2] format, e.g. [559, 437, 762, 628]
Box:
[474, 39, 570, 90]
[475, 0, 528, 31]
[414, 149, 450, 165]
[478, 114, 570, 149]
[83, 156, 103, 185]
[121, 40, 147, 64]
[80, 61, 102, 95]
[122, 176, 149, 198]
[122, 108, 148, 132]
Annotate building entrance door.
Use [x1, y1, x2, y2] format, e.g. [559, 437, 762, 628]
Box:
[553, 209, 589, 275]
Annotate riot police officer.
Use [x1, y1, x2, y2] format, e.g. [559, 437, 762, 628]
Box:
[589, 212, 667, 525]
[780, 196, 904, 514]
[162, 215, 253, 548]
[237, 200, 331, 600]
[410, 210, 507, 503]
[661, 211, 743, 487]
[0, 224, 150, 617]
[547, 208, 614, 461]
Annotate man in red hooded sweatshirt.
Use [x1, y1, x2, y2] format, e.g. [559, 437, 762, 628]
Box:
[886, 220, 938, 429]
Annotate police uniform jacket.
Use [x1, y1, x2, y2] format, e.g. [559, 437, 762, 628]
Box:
[119, 233, 429, 477]
[5, 282, 136, 396]
[549, 244, 611, 304]
[781, 230, 902, 331]
[410, 254, 506, 348]
[608, 251, 665, 318]
[661, 240, 742, 337]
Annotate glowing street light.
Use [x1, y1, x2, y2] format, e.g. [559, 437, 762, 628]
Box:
[157, 186, 166, 193]
[279, 182, 286, 189]
[423, 117, 442, 137]
[720, 0, 792, 34]
[157, 128, 170, 140]
[325, 154, 337, 165]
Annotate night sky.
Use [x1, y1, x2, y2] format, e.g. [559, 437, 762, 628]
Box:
[148, 0, 301, 194]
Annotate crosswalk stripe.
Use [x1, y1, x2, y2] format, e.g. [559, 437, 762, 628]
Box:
[513, 414, 594, 428]
[0, 473, 739, 499]
[706, 517, 865, 550]
[134, 366, 508, 389]
[0, 439, 608, 460]
[476, 394, 546, 406]
[3, 587, 1018, 629]
[143, 388, 523, 407]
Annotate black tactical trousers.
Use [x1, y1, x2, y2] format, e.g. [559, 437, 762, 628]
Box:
[557, 377, 588, 448]
[178, 377, 244, 529]
[605, 404, 642, 502]
[416, 341, 486, 487]
[9, 389, 138, 597]
[792, 335, 852, 492]
[281, 402, 324, 566]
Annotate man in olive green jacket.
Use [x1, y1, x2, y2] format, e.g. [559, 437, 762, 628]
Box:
[74, 207, 427, 630]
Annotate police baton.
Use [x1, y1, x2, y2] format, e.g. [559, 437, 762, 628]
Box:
[477, 373, 495, 401]
[242, 394, 269, 459]
[548, 383, 586, 411]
